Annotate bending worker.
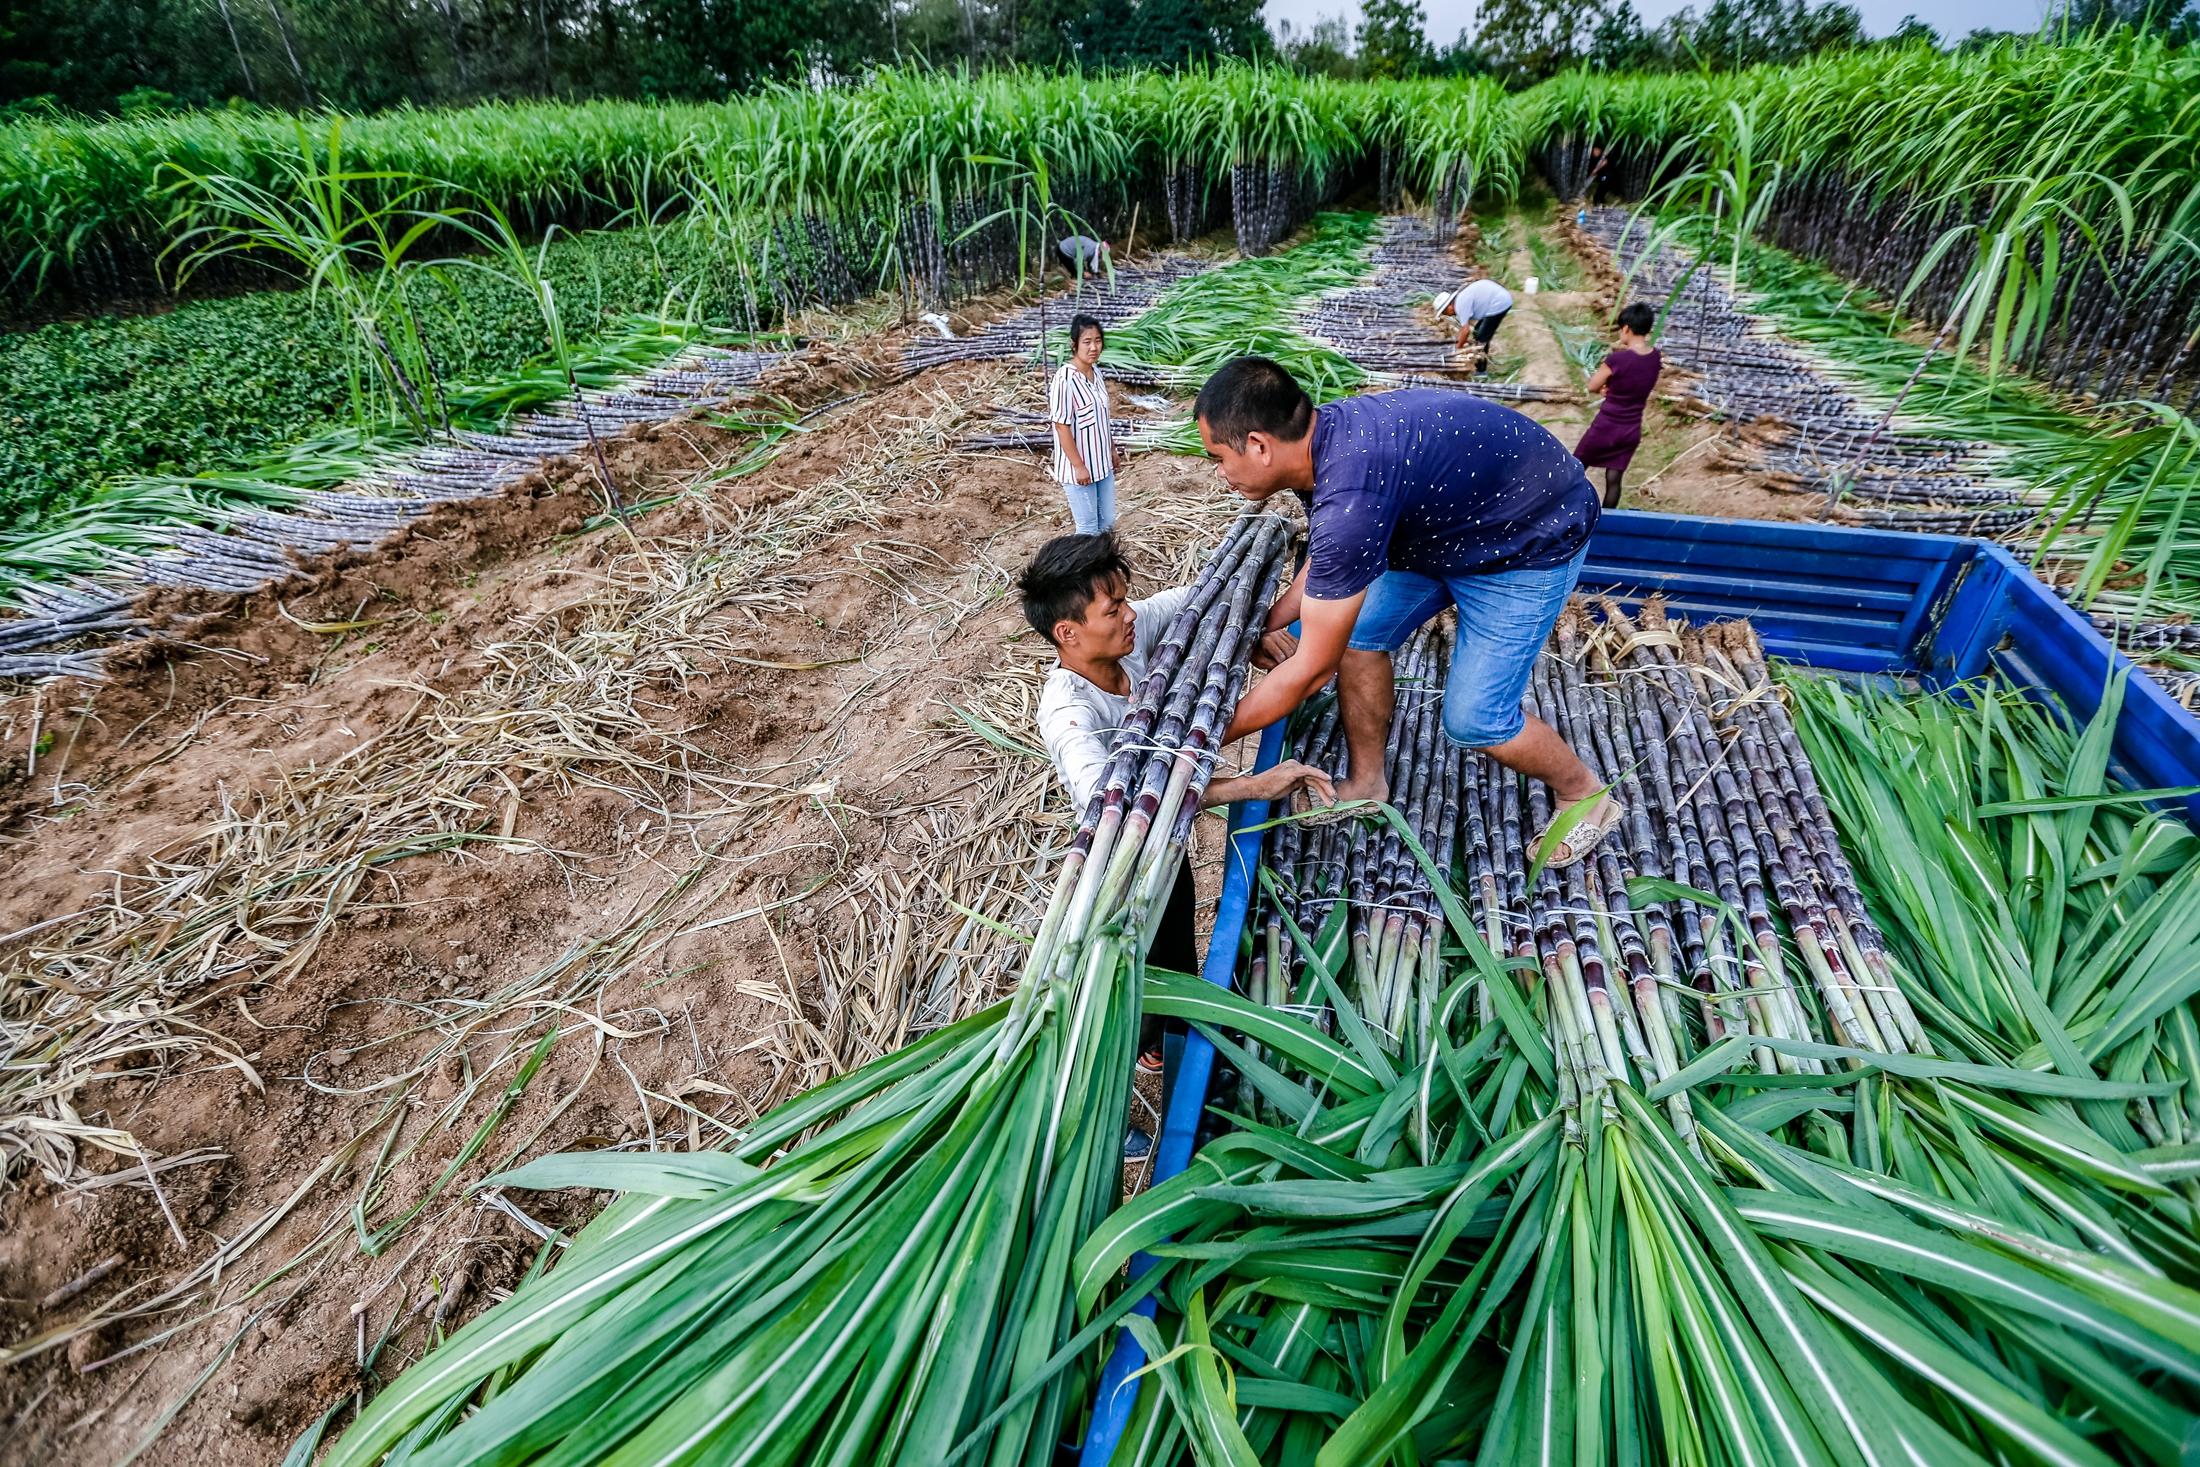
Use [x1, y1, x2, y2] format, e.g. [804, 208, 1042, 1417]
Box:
[1058, 234, 1112, 285]
[1434, 267, 1513, 369]
[1194, 357, 1623, 867]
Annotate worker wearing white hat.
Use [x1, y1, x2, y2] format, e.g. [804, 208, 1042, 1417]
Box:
[1434, 268, 1514, 369]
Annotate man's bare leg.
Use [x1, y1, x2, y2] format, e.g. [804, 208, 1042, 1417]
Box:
[1478, 713, 1599, 802]
[1479, 713, 1616, 856]
[1335, 648, 1396, 804]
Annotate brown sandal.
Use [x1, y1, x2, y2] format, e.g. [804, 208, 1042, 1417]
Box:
[1535, 796, 1625, 869]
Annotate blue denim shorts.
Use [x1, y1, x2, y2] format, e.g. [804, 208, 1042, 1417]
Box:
[1345, 547, 1587, 748]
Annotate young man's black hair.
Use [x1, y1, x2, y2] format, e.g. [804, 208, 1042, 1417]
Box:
[1017, 531, 1130, 642]
[1068, 312, 1105, 350]
[1616, 301, 1656, 336]
[1192, 355, 1314, 450]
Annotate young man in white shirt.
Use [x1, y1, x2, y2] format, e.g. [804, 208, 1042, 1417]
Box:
[1020, 532, 1334, 1156]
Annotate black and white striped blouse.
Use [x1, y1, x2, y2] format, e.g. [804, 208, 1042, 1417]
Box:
[1047, 362, 1112, 486]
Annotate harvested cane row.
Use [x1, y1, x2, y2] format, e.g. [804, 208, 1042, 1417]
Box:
[1581, 208, 2024, 518]
[1297, 213, 1571, 406]
[896, 254, 1214, 376]
[0, 345, 784, 682]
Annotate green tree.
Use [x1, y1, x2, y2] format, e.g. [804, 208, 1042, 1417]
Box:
[1475, 0, 1599, 83]
[1357, 0, 1431, 76]
[1884, 13, 1940, 45]
[1277, 12, 1358, 75]
[1586, 0, 1655, 67]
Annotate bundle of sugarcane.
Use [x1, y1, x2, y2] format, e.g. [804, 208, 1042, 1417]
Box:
[1079, 602, 2200, 1466]
[320, 512, 1294, 1467]
[1258, 604, 1937, 1086]
[1240, 631, 1465, 1114]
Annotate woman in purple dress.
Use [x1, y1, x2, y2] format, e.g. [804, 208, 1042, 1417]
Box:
[1573, 301, 1662, 509]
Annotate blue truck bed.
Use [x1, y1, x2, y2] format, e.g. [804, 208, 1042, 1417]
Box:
[1077, 509, 2200, 1462]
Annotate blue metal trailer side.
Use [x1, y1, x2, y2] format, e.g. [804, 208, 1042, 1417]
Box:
[1077, 510, 2200, 1463]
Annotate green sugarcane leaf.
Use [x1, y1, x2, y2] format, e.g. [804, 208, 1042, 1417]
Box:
[1646, 1035, 2176, 1103]
[1613, 1086, 1883, 1467]
[2130, 1140, 2200, 1182]
[1973, 784, 2200, 817]
[481, 1151, 765, 1199]
[1782, 1250, 2117, 1467]
[1147, 972, 1382, 1098]
[1620, 1127, 1839, 1467]
[1943, 1086, 2172, 1196]
[1199, 1161, 1480, 1219]
[1732, 1191, 2200, 1385]
[1231, 1377, 1358, 1417]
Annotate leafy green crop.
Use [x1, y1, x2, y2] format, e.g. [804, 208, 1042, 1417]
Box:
[0, 222, 733, 532]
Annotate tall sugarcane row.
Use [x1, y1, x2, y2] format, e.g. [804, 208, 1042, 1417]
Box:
[1231, 159, 1340, 259]
[1765, 167, 2200, 416]
[1582, 208, 2028, 517]
[0, 345, 785, 682]
[1251, 600, 1929, 1147]
[321, 513, 1294, 1467]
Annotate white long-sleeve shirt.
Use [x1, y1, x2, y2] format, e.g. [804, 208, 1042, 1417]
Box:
[1037, 585, 1196, 810]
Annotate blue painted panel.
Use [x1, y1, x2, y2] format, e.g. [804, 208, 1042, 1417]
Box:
[1581, 510, 1973, 669]
[1962, 547, 2200, 827]
[1078, 719, 1287, 1467]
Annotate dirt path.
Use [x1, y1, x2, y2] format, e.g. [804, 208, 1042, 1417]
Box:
[1499, 207, 1826, 525]
[0, 319, 1256, 1464]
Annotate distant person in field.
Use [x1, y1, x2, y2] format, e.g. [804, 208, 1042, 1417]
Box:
[1584, 144, 1610, 208]
[1193, 357, 1623, 868]
[1574, 302, 1664, 509]
[1058, 234, 1112, 285]
[1049, 313, 1121, 534]
[1434, 267, 1513, 371]
[1020, 531, 1334, 1155]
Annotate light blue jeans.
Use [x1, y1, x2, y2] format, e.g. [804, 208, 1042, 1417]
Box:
[1345, 546, 1589, 748]
[1063, 473, 1117, 534]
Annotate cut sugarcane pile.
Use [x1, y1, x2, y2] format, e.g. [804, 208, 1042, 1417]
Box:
[320, 512, 1294, 1467]
[1256, 601, 1923, 1110]
[1085, 602, 2200, 1465]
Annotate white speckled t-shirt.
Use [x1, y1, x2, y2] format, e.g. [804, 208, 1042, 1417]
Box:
[1301, 389, 1599, 600]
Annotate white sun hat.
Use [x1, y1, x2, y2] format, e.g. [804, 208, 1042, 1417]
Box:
[1432, 289, 1458, 316]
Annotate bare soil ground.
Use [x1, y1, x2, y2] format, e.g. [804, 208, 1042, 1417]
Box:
[0, 290, 1254, 1465]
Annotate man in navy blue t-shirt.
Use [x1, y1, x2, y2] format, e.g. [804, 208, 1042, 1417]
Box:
[1195, 357, 1621, 867]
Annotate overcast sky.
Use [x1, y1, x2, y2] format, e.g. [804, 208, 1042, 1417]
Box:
[1262, 0, 2054, 45]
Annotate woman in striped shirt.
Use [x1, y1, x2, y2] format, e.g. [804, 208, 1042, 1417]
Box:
[1048, 313, 1121, 533]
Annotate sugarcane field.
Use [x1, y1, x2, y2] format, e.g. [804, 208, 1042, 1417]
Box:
[8, 20, 2200, 1465]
